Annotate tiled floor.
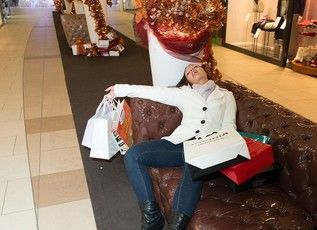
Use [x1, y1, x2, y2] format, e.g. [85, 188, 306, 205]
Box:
[0, 4, 316, 230]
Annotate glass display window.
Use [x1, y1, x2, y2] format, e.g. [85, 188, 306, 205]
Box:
[223, 0, 295, 66]
[289, 0, 317, 77]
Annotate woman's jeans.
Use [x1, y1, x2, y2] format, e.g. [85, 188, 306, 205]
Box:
[124, 139, 203, 217]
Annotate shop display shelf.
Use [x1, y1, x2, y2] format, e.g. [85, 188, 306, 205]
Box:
[291, 60, 317, 77]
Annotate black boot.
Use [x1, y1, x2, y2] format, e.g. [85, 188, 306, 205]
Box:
[167, 212, 190, 230]
[139, 200, 165, 230]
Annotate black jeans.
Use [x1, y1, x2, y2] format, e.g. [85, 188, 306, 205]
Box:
[124, 139, 203, 217]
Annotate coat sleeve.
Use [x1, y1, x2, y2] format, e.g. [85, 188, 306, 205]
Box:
[114, 84, 184, 107]
[220, 92, 237, 131]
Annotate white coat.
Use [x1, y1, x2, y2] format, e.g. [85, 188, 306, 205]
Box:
[114, 84, 237, 144]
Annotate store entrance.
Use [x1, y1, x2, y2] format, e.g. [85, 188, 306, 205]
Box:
[223, 0, 295, 66]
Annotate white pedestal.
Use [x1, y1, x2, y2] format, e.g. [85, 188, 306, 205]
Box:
[74, 0, 85, 14]
[124, 0, 135, 10]
[63, 0, 73, 14]
[84, 0, 108, 44]
[148, 31, 197, 87]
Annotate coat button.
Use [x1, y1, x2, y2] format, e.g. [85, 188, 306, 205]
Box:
[201, 120, 205, 124]
[195, 130, 200, 134]
[202, 107, 207, 111]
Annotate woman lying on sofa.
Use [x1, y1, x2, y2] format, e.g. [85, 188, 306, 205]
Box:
[105, 64, 237, 230]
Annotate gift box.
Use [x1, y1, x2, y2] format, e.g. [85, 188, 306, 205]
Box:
[224, 163, 282, 192]
[98, 47, 109, 56]
[220, 138, 274, 185]
[72, 43, 91, 56]
[98, 39, 110, 48]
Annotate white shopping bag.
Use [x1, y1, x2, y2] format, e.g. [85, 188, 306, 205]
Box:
[184, 130, 250, 170]
[82, 96, 119, 160]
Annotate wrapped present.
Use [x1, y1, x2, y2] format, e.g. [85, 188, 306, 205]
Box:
[98, 40, 110, 48]
[220, 138, 274, 185]
[72, 39, 87, 56]
[86, 43, 99, 57]
[98, 47, 109, 56]
[109, 51, 120, 56]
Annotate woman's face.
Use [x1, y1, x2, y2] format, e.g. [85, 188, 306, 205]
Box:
[185, 64, 208, 85]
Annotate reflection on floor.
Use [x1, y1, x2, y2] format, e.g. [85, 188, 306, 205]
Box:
[230, 42, 283, 60]
[0, 5, 316, 230]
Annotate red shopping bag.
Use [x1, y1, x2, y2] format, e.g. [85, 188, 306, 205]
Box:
[220, 138, 274, 185]
[115, 100, 133, 147]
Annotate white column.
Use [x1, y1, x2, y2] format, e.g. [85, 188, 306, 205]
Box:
[63, 0, 73, 14]
[148, 30, 198, 87]
[74, 0, 85, 14]
[84, 0, 108, 44]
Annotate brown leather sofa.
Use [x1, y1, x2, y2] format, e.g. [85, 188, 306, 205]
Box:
[129, 80, 317, 229]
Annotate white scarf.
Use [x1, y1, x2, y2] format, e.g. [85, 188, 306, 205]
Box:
[192, 80, 216, 101]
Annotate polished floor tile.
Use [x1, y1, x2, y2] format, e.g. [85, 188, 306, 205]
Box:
[0, 209, 37, 230]
[213, 45, 317, 122]
[0, 136, 16, 157]
[2, 177, 34, 214]
[0, 154, 30, 181]
[25, 114, 75, 135]
[38, 199, 96, 230]
[0, 120, 25, 138]
[14, 134, 28, 155]
[40, 129, 79, 151]
[0, 181, 7, 213]
[35, 169, 89, 208]
[39, 147, 83, 175]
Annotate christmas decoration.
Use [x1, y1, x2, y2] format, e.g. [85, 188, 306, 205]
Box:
[72, 30, 125, 57]
[134, 0, 225, 81]
[83, 0, 109, 40]
[201, 41, 222, 81]
[53, 0, 64, 13]
[135, 0, 225, 54]
[80, 0, 124, 57]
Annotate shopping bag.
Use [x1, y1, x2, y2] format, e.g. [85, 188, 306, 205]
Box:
[220, 138, 275, 185]
[113, 99, 133, 155]
[239, 131, 270, 143]
[82, 96, 119, 160]
[184, 130, 250, 180]
[224, 163, 281, 192]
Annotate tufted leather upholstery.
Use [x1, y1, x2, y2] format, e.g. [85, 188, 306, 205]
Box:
[60, 14, 90, 47]
[129, 80, 317, 229]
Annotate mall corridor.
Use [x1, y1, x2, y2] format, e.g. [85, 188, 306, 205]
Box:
[0, 6, 316, 230]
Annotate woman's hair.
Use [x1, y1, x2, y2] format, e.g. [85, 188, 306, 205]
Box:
[175, 63, 222, 88]
[176, 72, 192, 87]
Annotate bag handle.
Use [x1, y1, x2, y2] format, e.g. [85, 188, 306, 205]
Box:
[95, 95, 123, 129]
[95, 95, 118, 113]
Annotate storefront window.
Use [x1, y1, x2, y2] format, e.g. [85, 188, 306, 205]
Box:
[0, 6, 3, 26]
[224, 0, 294, 66]
[288, 0, 317, 76]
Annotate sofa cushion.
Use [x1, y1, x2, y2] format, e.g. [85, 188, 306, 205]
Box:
[150, 168, 314, 229]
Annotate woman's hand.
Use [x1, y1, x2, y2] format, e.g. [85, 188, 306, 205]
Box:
[105, 86, 115, 98]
